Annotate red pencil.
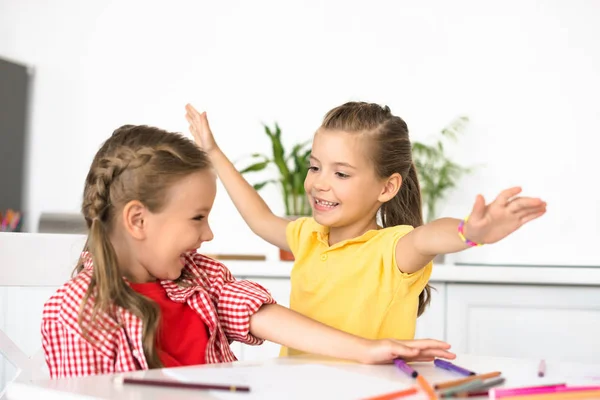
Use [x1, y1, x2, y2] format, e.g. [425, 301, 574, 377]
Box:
[121, 376, 251, 392]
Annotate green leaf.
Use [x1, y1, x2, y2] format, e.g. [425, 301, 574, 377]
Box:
[253, 180, 276, 191]
[239, 160, 270, 174]
[264, 124, 274, 139]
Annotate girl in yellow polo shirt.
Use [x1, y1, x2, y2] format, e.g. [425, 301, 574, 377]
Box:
[185, 102, 546, 356]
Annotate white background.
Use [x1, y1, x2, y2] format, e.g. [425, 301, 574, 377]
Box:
[1, 0, 598, 266]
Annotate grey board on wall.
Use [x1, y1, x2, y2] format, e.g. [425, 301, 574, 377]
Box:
[0, 57, 30, 218]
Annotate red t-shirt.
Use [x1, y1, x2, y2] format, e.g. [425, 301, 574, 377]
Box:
[129, 280, 209, 367]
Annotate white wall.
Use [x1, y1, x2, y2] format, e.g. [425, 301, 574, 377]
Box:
[1, 0, 598, 266]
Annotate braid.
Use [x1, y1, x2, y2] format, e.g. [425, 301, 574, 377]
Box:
[82, 147, 157, 223]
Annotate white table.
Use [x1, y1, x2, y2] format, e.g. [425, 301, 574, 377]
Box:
[5, 354, 600, 400]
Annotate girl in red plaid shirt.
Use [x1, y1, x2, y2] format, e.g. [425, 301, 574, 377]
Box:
[41, 124, 455, 378]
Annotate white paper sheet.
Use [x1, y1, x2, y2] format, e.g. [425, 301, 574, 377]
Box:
[163, 364, 413, 400]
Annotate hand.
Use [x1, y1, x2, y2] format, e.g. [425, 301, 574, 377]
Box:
[185, 103, 218, 153]
[361, 338, 456, 364]
[464, 186, 546, 244]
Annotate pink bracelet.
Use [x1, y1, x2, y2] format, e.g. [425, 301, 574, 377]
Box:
[457, 216, 483, 247]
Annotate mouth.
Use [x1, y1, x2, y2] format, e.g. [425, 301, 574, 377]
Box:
[313, 197, 339, 211]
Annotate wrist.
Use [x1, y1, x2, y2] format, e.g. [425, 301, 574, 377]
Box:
[354, 338, 376, 364]
[204, 144, 220, 155]
[458, 216, 484, 247]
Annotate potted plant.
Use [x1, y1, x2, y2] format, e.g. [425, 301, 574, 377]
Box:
[240, 123, 312, 261]
[412, 116, 473, 263]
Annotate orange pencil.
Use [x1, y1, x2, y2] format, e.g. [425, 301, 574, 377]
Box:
[417, 375, 438, 400]
[361, 386, 418, 400]
[434, 371, 502, 390]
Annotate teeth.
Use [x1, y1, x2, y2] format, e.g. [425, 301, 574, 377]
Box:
[316, 199, 338, 207]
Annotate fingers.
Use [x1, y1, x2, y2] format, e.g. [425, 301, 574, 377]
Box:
[494, 186, 522, 205]
[469, 194, 486, 220]
[406, 356, 436, 362]
[403, 339, 451, 350]
[185, 103, 200, 117]
[185, 104, 203, 126]
[412, 348, 456, 360]
[200, 110, 211, 133]
[398, 339, 455, 361]
[390, 345, 420, 358]
[508, 197, 545, 213]
[519, 209, 547, 224]
[508, 198, 547, 225]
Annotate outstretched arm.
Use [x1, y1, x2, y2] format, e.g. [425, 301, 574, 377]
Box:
[185, 104, 290, 251]
[395, 187, 546, 274]
[249, 304, 456, 364]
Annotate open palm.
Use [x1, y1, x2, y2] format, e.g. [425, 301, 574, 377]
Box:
[185, 103, 217, 152]
[464, 187, 546, 245]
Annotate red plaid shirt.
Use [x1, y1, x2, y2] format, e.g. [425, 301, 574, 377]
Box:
[41, 252, 275, 378]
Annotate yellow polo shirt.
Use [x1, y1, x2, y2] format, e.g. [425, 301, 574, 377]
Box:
[281, 217, 432, 357]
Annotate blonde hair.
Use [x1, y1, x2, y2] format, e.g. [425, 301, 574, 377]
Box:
[76, 125, 211, 368]
[321, 102, 431, 316]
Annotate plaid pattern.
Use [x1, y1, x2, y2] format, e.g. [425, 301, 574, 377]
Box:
[41, 252, 275, 378]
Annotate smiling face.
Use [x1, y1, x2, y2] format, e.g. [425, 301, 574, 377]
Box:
[116, 170, 217, 283]
[304, 129, 389, 238]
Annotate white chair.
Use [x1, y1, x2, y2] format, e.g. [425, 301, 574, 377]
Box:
[0, 232, 86, 398]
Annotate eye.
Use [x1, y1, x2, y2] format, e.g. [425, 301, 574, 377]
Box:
[308, 165, 319, 172]
[192, 215, 205, 221]
[335, 172, 350, 179]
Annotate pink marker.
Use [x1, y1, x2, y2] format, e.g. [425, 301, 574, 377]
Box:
[492, 384, 600, 399]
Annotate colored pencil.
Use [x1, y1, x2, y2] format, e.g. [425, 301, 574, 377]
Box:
[438, 379, 483, 397]
[435, 371, 502, 390]
[394, 358, 418, 378]
[121, 376, 250, 392]
[501, 390, 600, 400]
[441, 377, 506, 398]
[417, 375, 437, 400]
[492, 383, 576, 398]
[434, 359, 476, 376]
[361, 386, 418, 400]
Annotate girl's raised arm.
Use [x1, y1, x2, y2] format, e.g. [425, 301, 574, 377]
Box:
[186, 104, 290, 250]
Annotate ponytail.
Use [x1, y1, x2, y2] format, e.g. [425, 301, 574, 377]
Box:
[380, 162, 423, 228]
[380, 162, 431, 317]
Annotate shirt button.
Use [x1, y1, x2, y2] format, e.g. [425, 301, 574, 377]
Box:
[320, 254, 328, 261]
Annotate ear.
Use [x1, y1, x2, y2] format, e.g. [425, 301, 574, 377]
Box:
[121, 200, 148, 240]
[378, 173, 402, 203]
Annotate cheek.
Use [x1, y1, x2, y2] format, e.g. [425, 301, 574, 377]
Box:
[304, 175, 312, 193]
[337, 181, 369, 203]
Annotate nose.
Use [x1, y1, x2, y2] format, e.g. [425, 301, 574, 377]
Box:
[194, 223, 214, 249]
[312, 174, 330, 192]
[202, 223, 214, 243]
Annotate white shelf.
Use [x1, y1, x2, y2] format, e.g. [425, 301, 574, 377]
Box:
[227, 260, 600, 286]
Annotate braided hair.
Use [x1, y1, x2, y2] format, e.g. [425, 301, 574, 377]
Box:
[76, 125, 211, 368]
